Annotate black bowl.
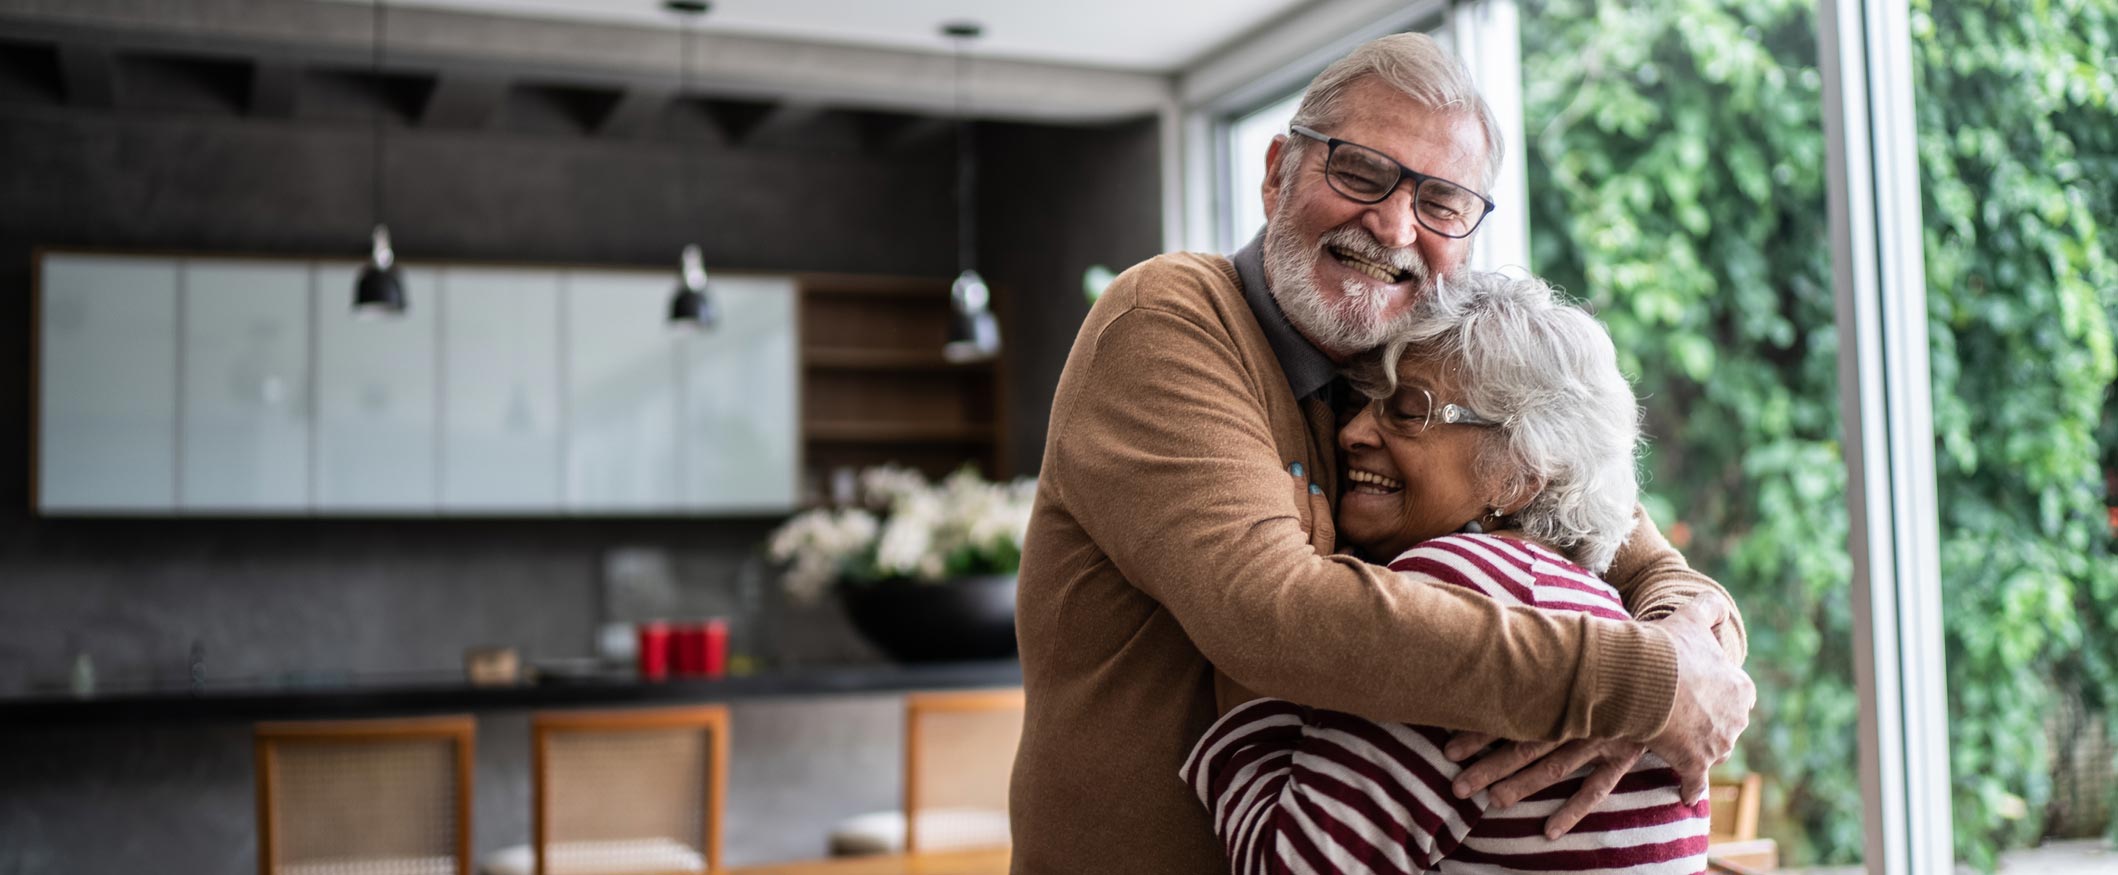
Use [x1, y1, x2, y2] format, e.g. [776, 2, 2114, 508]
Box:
[839, 573, 1018, 663]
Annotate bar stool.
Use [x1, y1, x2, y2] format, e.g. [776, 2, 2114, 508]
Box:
[484, 705, 729, 875]
[828, 689, 1022, 856]
[253, 715, 477, 875]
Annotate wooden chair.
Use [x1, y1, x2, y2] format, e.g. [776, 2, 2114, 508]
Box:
[826, 688, 1023, 858]
[253, 715, 476, 875]
[902, 688, 1023, 854]
[1706, 773, 1777, 873]
[530, 705, 730, 875]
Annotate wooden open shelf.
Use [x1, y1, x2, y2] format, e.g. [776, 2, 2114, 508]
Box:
[804, 347, 993, 371]
[805, 421, 997, 443]
[797, 275, 1005, 489]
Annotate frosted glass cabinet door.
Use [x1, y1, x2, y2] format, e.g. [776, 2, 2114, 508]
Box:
[563, 270, 680, 511]
[36, 254, 179, 512]
[678, 275, 799, 512]
[438, 267, 562, 512]
[312, 262, 439, 512]
[179, 260, 311, 511]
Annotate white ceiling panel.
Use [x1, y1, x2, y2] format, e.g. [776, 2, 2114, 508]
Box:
[311, 0, 1310, 71]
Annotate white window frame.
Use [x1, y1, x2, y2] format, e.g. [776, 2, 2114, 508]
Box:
[1818, 0, 1954, 871]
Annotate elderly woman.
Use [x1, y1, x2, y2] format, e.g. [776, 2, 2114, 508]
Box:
[1181, 271, 1711, 875]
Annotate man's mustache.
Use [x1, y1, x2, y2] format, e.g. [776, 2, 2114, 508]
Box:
[1318, 226, 1430, 285]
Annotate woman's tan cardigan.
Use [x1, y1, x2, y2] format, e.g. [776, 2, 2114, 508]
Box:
[1008, 252, 1745, 875]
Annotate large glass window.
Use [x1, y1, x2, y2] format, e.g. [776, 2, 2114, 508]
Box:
[1221, 90, 1304, 248]
[1914, 0, 2118, 869]
[1518, 0, 1866, 866]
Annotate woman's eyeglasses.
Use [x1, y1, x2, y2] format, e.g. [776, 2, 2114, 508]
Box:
[1368, 386, 1501, 437]
[1289, 125, 1496, 239]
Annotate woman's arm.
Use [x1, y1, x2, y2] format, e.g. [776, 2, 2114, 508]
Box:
[1182, 698, 1478, 875]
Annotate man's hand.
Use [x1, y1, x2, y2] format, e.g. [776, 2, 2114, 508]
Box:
[1444, 733, 1648, 839]
[1645, 595, 1756, 804]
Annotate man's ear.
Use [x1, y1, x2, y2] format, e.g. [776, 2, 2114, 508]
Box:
[1262, 134, 1290, 223]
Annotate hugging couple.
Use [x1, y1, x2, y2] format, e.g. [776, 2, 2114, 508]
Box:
[1008, 33, 1757, 875]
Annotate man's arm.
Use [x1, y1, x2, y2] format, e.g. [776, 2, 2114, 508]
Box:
[1047, 298, 1672, 743]
[1605, 506, 1749, 664]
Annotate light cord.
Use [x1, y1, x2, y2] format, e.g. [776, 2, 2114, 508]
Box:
[953, 31, 976, 274]
[371, 0, 386, 231]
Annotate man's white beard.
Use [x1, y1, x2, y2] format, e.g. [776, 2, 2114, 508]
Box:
[1262, 207, 1433, 358]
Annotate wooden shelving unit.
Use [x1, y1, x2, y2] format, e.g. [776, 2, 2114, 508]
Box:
[797, 273, 1005, 491]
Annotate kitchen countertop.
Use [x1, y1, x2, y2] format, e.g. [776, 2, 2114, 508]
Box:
[0, 659, 1023, 726]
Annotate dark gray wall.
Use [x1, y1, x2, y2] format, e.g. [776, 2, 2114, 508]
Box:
[0, 65, 1160, 875]
[979, 119, 1164, 477]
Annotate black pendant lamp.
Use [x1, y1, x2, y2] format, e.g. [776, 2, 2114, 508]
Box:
[942, 22, 1000, 364]
[669, 244, 717, 329]
[353, 0, 406, 316]
[666, 0, 717, 331]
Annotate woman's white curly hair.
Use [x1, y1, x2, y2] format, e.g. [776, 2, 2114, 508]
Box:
[1344, 270, 1642, 572]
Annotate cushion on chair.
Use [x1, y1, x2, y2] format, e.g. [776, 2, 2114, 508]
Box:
[826, 808, 1012, 856]
[283, 856, 457, 875]
[478, 838, 704, 875]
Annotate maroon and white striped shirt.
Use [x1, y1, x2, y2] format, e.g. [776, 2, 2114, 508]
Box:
[1180, 533, 1710, 874]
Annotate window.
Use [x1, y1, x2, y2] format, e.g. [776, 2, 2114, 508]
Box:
[1220, 90, 1304, 249]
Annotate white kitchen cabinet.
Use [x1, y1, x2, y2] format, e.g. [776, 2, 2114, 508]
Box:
[36, 254, 180, 512]
[312, 262, 439, 513]
[179, 259, 311, 511]
[37, 251, 804, 517]
[563, 270, 680, 511]
[438, 267, 562, 513]
[678, 275, 799, 512]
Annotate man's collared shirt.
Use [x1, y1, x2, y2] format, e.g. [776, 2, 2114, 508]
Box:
[1232, 230, 1336, 403]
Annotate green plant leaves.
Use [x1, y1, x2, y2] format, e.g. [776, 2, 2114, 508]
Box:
[1523, 0, 2118, 865]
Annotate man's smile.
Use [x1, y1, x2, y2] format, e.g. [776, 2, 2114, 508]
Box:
[1328, 245, 1414, 284]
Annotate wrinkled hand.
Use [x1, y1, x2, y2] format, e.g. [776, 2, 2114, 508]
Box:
[1645, 596, 1756, 804]
[1444, 732, 1649, 839]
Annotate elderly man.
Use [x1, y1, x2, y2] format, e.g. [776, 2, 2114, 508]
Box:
[1009, 32, 1755, 875]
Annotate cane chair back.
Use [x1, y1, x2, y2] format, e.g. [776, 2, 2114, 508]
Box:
[254, 715, 476, 875]
[533, 706, 729, 875]
[901, 689, 1024, 854]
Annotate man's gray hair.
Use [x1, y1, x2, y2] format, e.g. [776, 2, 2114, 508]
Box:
[1345, 270, 1641, 572]
[1280, 32, 1506, 191]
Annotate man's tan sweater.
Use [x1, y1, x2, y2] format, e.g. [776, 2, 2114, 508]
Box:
[1009, 252, 1746, 875]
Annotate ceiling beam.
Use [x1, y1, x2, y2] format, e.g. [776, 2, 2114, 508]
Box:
[593, 84, 673, 138]
[0, 0, 1172, 123]
[55, 43, 115, 107]
[850, 112, 954, 155]
[420, 71, 508, 129]
[247, 57, 299, 117]
[721, 100, 825, 146]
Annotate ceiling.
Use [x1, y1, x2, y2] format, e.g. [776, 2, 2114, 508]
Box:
[310, 0, 1311, 71]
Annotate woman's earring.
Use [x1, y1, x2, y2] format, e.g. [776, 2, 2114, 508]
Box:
[1458, 518, 1484, 534]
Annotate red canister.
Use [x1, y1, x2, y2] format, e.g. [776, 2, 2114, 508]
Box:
[674, 622, 707, 676]
[636, 621, 671, 681]
[703, 619, 728, 679]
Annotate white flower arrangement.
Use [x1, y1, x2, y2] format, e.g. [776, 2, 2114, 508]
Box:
[768, 465, 1038, 603]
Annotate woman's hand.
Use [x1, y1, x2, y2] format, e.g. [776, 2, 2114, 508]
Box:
[1443, 733, 1649, 839]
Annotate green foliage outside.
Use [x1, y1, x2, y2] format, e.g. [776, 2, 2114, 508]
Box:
[1517, 0, 2118, 866]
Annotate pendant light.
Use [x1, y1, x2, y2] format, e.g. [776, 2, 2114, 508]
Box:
[942, 22, 1000, 364]
[666, 0, 717, 332]
[353, 0, 406, 316]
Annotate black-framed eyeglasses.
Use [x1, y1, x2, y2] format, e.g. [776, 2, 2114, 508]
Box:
[1368, 386, 1502, 437]
[1289, 125, 1496, 239]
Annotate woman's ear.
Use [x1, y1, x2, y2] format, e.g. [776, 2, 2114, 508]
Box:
[1494, 474, 1547, 518]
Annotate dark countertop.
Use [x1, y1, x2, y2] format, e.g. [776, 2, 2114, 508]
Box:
[0, 660, 1023, 726]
